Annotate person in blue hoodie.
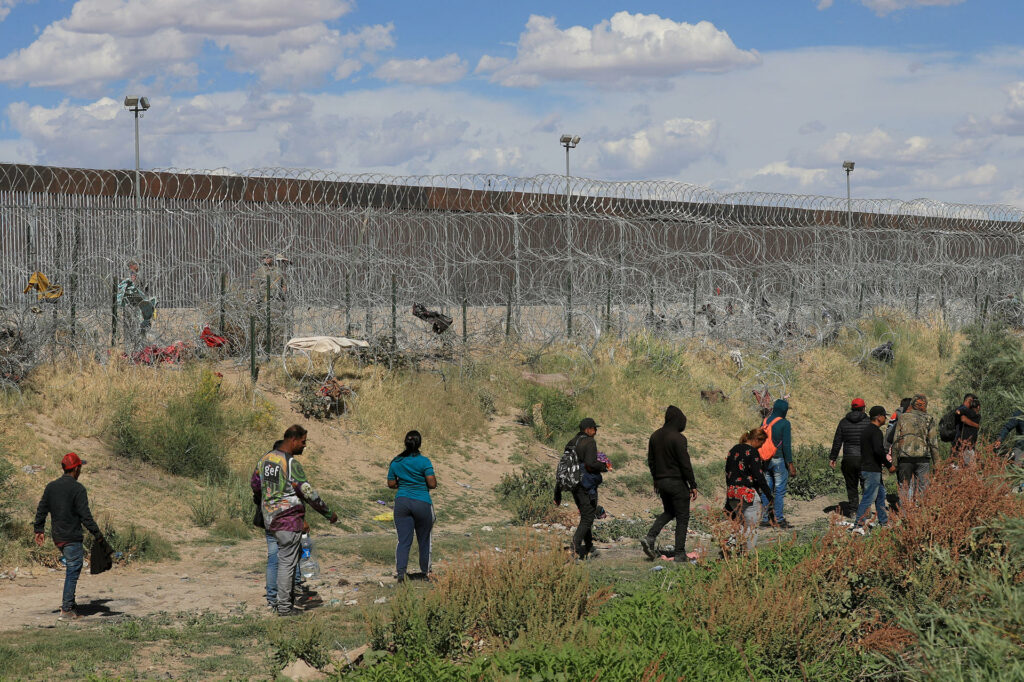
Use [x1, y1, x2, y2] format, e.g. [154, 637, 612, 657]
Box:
[759, 399, 797, 529]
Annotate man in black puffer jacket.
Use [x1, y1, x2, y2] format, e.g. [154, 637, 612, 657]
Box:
[640, 406, 698, 561]
[829, 398, 871, 518]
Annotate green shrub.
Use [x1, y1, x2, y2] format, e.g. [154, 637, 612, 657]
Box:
[495, 464, 554, 524]
[943, 324, 1024, 440]
[88, 521, 177, 563]
[592, 517, 651, 542]
[0, 455, 14, 536]
[268, 618, 332, 668]
[609, 472, 650, 495]
[520, 386, 580, 446]
[789, 444, 844, 500]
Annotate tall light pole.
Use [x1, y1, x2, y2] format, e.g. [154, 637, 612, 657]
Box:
[843, 160, 855, 284]
[560, 134, 580, 338]
[124, 95, 150, 255]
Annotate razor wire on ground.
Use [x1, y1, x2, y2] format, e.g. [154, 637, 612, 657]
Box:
[2, 163, 1024, 402]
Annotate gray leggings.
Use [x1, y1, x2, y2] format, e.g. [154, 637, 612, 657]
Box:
[394, 497, 434, 579]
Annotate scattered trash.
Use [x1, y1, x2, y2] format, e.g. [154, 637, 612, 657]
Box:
[344, 599, 358, 606]
[412, 303, 453, 334]
[21, 465, 44, 474]
[327, 599, 340, 606]
[337, 577, 351, 586]
[375, 500, 388, 505]
[457, 482, 473, 489]
[493, 547, 503, 553]
[373, 511, 394, 522]
[651, 565, 665, 572]
[480, 526, 493, 532]
[373, 597, 386, 604]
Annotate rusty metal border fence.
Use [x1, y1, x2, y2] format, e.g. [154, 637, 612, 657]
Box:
[1, 162, 1022, 382]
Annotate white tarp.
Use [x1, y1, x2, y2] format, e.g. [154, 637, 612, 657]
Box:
[285, 336, 369, 354]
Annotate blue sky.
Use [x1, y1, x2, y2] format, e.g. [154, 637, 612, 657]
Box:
[0, 0, 1021, 205]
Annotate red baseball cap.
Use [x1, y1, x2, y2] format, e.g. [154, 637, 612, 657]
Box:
[851, 398, 866, 409]
[61, 452, 86, 471]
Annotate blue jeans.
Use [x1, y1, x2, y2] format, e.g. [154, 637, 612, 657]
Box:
[760, 457, 789, 523]
[855, 471, 888, 527]
[266, 531, 302, 605]
[61, 542, 84, 612]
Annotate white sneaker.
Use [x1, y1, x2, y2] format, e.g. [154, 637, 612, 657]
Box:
[849, 526, 866, 536]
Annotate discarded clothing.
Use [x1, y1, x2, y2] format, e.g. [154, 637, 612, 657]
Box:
[870, 341, 894, 364]
[412, 304, 453, 334]
[125, 342, 192, 365]
[23, 272, 63, 300]
[285, 336, 369, 354]
[90, 535, 114, 575]
[200, 325, 227, 348]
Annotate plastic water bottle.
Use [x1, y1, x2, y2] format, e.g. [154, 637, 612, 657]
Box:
[299, 533, 320, 580]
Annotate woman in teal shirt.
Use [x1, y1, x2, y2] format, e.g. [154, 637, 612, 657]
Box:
[386, 430, 437, 581]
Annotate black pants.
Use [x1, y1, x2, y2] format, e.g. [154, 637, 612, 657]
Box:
[647, 478, 691, 555]
[841, 457, 863, 516]
[571, 485, 597, 558]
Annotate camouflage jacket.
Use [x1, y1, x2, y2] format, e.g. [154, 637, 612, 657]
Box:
[892, 409, 937, 462]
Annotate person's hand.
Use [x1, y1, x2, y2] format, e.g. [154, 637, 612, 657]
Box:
[329, 512, 338, 524]
[302, 521, 310, 533]
[888, 466, 897, 474]
[689, 488, 698, 501]
[829, 460, 836, 469]
[788, 463, 797, 477]
[33, 532, 45, 547]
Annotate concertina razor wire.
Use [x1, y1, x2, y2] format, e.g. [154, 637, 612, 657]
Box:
[1, 162, 1023, 392]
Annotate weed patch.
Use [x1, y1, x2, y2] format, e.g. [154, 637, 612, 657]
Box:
[495, 463, 554, 524]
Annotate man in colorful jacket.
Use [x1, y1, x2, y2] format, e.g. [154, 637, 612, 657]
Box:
[252, 424, 337, 616]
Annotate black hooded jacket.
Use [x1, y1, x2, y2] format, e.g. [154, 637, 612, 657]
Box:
[647, 406, 697, 490]
[830, 410, 871, 462]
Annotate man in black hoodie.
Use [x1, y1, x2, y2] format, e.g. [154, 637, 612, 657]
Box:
[559, 418, 606, 560]
[829, 398, 871, 518]
[640, 406, 698, 560]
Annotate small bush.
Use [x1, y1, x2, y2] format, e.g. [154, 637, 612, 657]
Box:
[109, 369, 231, 479]
[0, 455, 15, 536]
[269, 618, 332, 669]
[188, 493, 218, 527]
[943, 324, 1024, 440]
[495, 463, 554, 524]
[520, 386, 580, 446]
[789, 444, 844, 500]
[610, 472, 650, 495]
[368, 537, 609, 657]
[592, 517, 651, 542]
[88, 521, 177, 564]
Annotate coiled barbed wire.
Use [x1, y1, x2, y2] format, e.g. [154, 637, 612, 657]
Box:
[1, 162, 1022, 393]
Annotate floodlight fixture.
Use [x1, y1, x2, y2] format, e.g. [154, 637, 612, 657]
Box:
[842, 160, 855, 172]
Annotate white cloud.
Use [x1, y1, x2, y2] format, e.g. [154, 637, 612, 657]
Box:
[812, 127, 967, 166]
[477, 11, 760, 87]
[816, 0, 835, 9]
[0, 0, 23, 22]
[860, 0, 966, 16]
[941, 163, 998, 188]
[958, 81, 1024, 136]
[587, 118, 718, 176]
[0, 0, 389, 93]
[374, 54, 468, 85]
[753, 162, 828, 187]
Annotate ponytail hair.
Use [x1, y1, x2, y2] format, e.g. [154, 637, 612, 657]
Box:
[740, 427, 767, 445]
[400, 430, 422, 457]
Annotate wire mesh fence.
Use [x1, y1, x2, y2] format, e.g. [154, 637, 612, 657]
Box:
[2, 162, 1023, 388]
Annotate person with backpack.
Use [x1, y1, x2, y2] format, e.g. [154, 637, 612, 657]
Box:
[759, 399, 797, 529]
[884, 398, 913, 454]
[829, 398, 871, 518]
[252, 425, 338, 616]
[387, 430, 437, 581]
[892, 394, 937, 505]
[639, 406, 698, 561]
[554, 418, 606, 560]
[851, 406, 895, 535]
[953, 394, 981, 466]
[724, 427, 773, 552]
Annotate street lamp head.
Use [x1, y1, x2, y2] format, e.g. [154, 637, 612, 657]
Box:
[842, 160, 855, 171]
[560, 133, 580, 148]
[571, 135, 580, 145]
[559, 134, 572, 144]
[124, 95, 151, 111]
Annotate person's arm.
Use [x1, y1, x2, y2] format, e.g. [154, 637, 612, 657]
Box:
[874, 428, 893, 471]
[749, 451, 772, 498]
[579, 439, 606, 474]
[960, 413, 980, 429]
[33, 487, 49, 544]
[387, 460, 399, 489]
[290, 460, 337, 523]
[829, 422, 843, 464]
[553, 481, 562, 505]
[250, 468, 262, 501]
[423, 460, 437, 490]
[75, 487, 103, 538]
[672, 436, 698, 497]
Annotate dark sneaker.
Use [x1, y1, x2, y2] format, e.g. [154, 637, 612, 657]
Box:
[277, 609, 297, 617]
[759, 520, 772, 528]
[586, 549, 601, 560]
[58, 608, 79, 621]
[776, 520, 794, 530]
[639, 536, 658, 560]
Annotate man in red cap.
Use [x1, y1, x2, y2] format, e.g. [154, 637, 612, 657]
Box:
[829, 398, 871, 520]
[33, 453, 105, 621]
